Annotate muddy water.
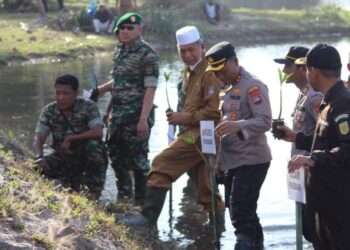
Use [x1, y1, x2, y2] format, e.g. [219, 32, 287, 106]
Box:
[1, 37, 349, 249]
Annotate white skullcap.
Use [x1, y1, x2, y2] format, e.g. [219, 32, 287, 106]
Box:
[176, 26, 201, 45]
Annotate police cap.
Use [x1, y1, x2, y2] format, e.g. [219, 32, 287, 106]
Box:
[295, 43, 342, 70]
[274, 46, 309, 64]
[205, 41, 236, 72]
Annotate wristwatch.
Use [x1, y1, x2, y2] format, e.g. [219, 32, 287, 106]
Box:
[310, 152, 318, 165]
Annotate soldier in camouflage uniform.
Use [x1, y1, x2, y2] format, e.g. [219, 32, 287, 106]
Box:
[98, 13, 159, 203]
[33, 74, 107, 200]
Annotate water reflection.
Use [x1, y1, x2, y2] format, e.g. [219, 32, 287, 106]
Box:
[0, 37, 349, 249]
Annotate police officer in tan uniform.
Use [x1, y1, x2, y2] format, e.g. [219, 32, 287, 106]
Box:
[284, 44, 350, 249]
[121, 26, 225, 226]
[205, 41, 272, 250]
[274, 46, 323, 249]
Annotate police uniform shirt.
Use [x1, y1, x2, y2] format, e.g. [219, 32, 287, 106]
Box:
[291, 83, 323, 156]
[220, 67, 272, 170]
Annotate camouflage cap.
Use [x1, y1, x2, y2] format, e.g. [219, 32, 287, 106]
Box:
[114, 12, 142, 33]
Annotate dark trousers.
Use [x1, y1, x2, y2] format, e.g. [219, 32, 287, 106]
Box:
[42, 0, 64, 12]
[315, 211, 350, 250]
[302, 204, 319, 249]
[224, 163, 270, 243]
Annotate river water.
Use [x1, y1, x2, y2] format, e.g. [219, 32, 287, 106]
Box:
[0, 37, 349, 249]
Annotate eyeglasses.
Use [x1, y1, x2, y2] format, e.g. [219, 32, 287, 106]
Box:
[120, 25, 136, 31]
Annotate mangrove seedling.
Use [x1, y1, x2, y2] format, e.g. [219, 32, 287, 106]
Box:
[272, 68, 293, 139]
[164, 71, 173, 113]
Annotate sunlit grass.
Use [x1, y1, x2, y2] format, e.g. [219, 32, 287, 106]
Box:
[0, 145, 148, 249]
[0, 13, 116, 62]
[232, 5, 350, 24]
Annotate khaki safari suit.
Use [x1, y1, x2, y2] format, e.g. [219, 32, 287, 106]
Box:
[148, 59, 225, 212]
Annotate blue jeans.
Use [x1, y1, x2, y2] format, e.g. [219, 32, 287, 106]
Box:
[225, 163, 270, 244]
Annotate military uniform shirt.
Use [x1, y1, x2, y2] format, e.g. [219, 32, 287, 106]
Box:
[291, 84, 323, 156]
[35, 97, 103, 150]
[110, 37, 159, 124]
[220, 67, 272, 170]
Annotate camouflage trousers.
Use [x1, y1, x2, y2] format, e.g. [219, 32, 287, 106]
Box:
[107, 121, 150, 203]
[43, 140, 108, 195]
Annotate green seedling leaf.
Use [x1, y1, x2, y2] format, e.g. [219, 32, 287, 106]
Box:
[164, 72, 171, 82]
[278, 68, 283, 85]
[6, 130, 14, 140]
[184, 132, 195, 145]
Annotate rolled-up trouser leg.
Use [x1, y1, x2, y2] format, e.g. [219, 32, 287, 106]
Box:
[188, 159, 225, 213]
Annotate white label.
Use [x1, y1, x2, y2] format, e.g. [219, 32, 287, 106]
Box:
[200, 120, 216, 154]
[168, 124, 175, 144]
[287, 167, 306, 204]
[83, 89, 91, 99]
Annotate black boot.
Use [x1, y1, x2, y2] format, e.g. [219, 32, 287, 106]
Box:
[134, 170, 148, 205]
[120, 187, 167, 226]
[115, 168, 132, 199]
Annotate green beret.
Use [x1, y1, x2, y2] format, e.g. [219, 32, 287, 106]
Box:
[114, 12, 142, 33]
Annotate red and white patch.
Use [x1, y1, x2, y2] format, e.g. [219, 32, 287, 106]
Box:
[312, 100, 321, 115]
[248, 85, 262, 105]
[231, 112, 238, 121]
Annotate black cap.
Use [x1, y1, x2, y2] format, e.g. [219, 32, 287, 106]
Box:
[274, 46, 309, 64]
[205, 41, 236, 72]
[295, 43, 342, 70]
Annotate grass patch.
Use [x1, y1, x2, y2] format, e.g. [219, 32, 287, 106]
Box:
[0, 12, 116, 63]
[0, 144, 148, 249]
[232, 5, 350, 26]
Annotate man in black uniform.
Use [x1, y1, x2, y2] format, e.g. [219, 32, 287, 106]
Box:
[283, 44, 350, 249]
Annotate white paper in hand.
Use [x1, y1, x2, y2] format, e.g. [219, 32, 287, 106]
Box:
[168, 124, 175, 144]
[83, 89, 91, 100]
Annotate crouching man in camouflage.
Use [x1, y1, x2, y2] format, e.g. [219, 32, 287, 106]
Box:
[33, 74, 108, 200]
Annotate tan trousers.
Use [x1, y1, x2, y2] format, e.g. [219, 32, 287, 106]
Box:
[148, 136, 225, 212]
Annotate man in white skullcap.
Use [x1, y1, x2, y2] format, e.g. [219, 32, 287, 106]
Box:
[121, 25, 226, 226]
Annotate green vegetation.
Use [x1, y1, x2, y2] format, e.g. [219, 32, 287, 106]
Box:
[0, 145, 149, 249]
[0, 13, 115, 64]
[230, 6, 350, 37]
[0, 2, 350, 65]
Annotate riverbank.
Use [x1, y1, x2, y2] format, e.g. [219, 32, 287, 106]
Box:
[0, 5, 349, 66]
[0, 141, 152, 249]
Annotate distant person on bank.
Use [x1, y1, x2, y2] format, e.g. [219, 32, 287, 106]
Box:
[33, 74, 108, 200]
[93, 3, 115, 34]
[203, 0, 220, 25]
